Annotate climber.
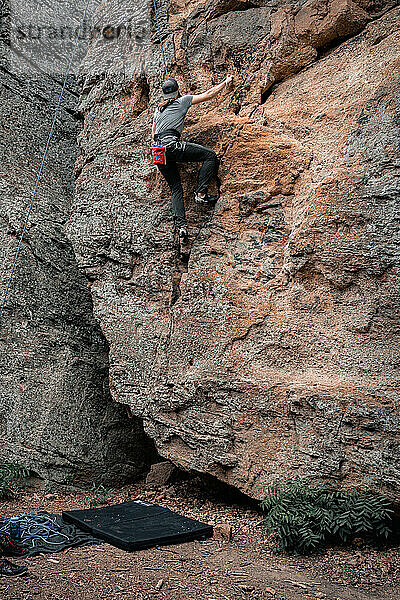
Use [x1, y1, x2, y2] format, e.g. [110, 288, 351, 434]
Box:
[152, 75, 234, 241]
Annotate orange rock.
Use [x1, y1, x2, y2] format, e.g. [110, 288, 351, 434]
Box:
[68, 1, 400, 502]
[213, 524, 233, 541]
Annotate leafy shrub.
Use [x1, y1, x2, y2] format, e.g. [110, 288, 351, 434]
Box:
[0, 463, 30, 499]
[260, 477, 393, 554]
[83, 483, 114, 508]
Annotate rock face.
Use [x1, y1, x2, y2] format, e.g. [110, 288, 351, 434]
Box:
[0, 2, 153, 486]
[69, 1, 400, 498]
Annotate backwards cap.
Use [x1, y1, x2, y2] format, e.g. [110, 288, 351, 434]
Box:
[162, 78, 179, 99]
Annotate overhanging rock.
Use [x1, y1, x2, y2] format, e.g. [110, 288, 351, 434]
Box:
[67, 1, 400, 500]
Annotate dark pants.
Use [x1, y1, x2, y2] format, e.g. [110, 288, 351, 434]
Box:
[156, 141, 219, 228]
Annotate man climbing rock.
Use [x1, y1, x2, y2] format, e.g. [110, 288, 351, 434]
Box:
[152, 75, 234, 241]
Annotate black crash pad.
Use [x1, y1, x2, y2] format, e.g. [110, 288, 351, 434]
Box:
[62, 500, 213, 551]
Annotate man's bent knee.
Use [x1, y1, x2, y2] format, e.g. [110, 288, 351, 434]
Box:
[205, 149, 218, 163]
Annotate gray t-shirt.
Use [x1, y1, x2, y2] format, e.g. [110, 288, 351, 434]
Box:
[153, 95, 193, 137]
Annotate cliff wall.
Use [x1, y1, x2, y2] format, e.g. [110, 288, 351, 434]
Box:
[68, 0, 399, 498]
[0, 1, 152, 486]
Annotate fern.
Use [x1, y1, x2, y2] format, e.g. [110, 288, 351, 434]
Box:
[0, 463, 30, 499]
[83, 483, 114, 508]
[260, 477, 394, 554]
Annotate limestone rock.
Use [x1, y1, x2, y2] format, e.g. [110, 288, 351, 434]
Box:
[68, 2, 400, 499]
[0, 1, 153, 486]
[146, 461, 177, 486]
[213, 523, 233, 541]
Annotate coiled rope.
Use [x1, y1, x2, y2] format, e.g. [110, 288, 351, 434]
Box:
[0, 0, 93, 324]
[0, 513, 70, 550]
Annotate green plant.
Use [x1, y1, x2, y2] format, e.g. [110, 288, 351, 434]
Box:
[342, 565, 356, 579]
[63, 472, 76, 485]
[0, 463, 30, 499]
[260, 477, 393, 554]
[83, 483, 115, 508]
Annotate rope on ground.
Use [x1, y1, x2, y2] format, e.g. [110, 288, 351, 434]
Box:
[0, 514, 69, 550]
[0, 0, 93, 325]
[152, 0, 169, 79]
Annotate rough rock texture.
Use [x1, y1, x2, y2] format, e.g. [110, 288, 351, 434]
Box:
[0, 2, 153, 486]
[68, 1, 400, 499]
[146, 461, 177, 486]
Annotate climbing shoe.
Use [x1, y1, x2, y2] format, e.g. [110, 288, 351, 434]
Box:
[0, 532, 27, 557]
[194, 192, 219, 204]
[178, 225, 188, 241]
[0, 558, 28, 577]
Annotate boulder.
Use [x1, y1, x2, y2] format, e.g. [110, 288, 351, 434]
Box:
[146, 462, 177, 487]
[0, 1, 153, 486]
[68, 1, 400, 499]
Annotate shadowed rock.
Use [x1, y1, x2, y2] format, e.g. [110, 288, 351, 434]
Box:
[0, 0, 155, 487]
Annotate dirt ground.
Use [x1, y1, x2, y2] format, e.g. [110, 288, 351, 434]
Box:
[1, 477, 399, 600]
